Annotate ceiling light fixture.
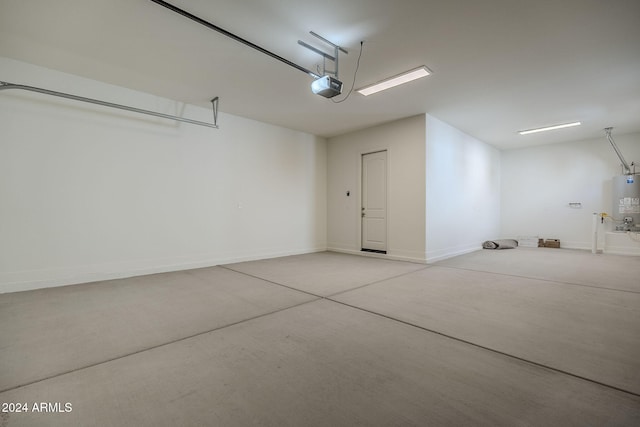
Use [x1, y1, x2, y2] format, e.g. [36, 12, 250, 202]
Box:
[356, 66, 431, 96]
[518, 121, 581, 135]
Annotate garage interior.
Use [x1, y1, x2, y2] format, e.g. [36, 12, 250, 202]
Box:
[1, 0, 639, 425]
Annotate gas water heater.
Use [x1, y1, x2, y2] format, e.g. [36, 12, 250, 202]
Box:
[606, 128, 640, 230]
[612, 175, 640, 229]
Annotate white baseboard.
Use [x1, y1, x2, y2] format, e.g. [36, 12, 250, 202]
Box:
[426, 244, 481, 263]
[327, 246, 427, 264]
[0, 246, 327, 294]
[549, 240, 592, 251]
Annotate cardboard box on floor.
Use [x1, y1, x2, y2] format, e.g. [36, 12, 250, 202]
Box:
[544, 239, 560, 248]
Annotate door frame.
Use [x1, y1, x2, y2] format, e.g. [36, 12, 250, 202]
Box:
[359, 148, 389, 254]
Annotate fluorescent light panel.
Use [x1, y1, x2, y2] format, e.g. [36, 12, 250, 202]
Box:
[519, 121, 581, 135]
[357, 66, 431, 96]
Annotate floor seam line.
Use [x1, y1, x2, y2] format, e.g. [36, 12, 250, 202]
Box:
[434, 265, 640, 294]
[326, 297, 640, 399]
[326, 266, 432, 298]
[220, 264, 432, 299]
[219, 265, 324, 298]
[0, 298, 321, 395]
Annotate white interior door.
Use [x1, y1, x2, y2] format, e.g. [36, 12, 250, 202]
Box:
[361, 150, 387, 253]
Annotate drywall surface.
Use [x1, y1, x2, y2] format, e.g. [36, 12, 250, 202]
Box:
[327, 115, 426, 262]
[425, 115, 501, 261]
[0, 58, 327, 292]
[500, 132, 640, 251]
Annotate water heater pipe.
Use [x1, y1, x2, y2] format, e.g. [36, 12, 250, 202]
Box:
[604, 127, 632, 175]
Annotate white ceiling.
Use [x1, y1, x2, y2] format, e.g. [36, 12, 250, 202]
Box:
[1, 0, 639, 149]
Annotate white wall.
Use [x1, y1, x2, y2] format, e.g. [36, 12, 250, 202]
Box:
[425, 115, 501, 261]
[500, 132, 640, 251]
[0, 58, 327, 293]
[327, 115, 426, 262]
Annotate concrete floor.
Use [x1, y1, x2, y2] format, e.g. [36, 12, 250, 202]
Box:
[1, 248, 639, 426]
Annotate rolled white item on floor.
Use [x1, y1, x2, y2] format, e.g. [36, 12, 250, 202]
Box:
[592, 213, 598, 254]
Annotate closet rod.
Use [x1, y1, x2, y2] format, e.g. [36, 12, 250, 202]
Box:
[0, 81, 219, 129]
